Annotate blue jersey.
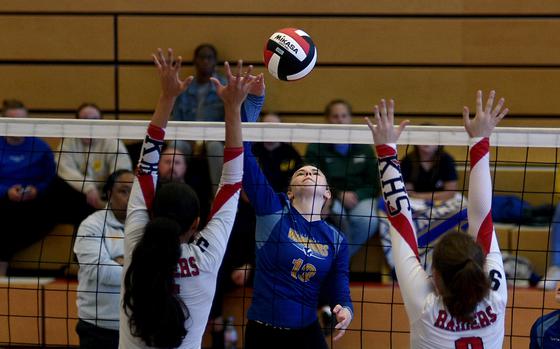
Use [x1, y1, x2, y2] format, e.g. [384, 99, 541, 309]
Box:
[240, 94, 352, 328]
[531, 310, 560, 349]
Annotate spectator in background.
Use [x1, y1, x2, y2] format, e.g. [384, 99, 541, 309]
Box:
[400, 142, 458, 202]
[158, 141, 191, 183]
[305, 99, 381, 257]
[56, 103, 132, 212]
[172, 44, 227, 194]
[74, 169, 134, 349]
[252, 112, 303, 192]
[538, 171, 560, 290]
[158, 141, 211, 226]
[0, 99, 56, 275]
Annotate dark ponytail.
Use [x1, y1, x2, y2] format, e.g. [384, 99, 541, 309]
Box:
[124, 182, 200, 347]
[433, 233, 490, 322]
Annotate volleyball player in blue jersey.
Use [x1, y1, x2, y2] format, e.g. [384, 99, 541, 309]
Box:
[240, 85, 353, 348]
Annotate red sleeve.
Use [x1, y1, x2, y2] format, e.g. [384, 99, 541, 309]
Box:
[376, 143, 433, 322]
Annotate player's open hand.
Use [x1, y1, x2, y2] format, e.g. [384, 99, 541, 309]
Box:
[365, 99, 409, 145]
[463, 90, 508, 138]
[248, 73, 265, 96]
[152, 48, 193, 99]
[332, 304, 352, 341]
[211, 60, 257, 108]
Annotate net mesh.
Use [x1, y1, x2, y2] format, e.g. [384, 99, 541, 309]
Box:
[1, 118, 559, 348]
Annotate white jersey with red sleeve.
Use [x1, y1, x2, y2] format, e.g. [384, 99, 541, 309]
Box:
[119, 123, 243, 349]
[376, 139, 506, 349]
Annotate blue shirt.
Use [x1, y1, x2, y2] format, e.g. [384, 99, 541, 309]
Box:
[241, 95, 353, 329]
[0, 136, 55, 197]
[531, 310, 560, 349]
[172, 74, 228, 122]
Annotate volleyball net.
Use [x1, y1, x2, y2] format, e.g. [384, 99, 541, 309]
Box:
[1, 118, 559, 348]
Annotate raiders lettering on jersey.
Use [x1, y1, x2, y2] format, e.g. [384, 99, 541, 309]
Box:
[434, 306, 497, 332]
[175, 257, 200, 278]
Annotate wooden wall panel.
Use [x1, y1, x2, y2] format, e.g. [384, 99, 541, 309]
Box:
[0, 66, 114, 109]
[1, 281, 557, 348]
[0, 16, 113, 60]
[119, 17, 560, 65]
[0, 284, 42, 345]
[1, 0, 559, 15]
[43, 281, 78, 346]
[119, 66, 560, 115]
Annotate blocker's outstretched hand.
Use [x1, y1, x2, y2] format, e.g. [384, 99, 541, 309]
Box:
[211, 60, 257, 109]
[462, 90, 508, 138]
[150, 48, 193, 129]
[365, 99, 409, 145]
[152, 48, 193, 99]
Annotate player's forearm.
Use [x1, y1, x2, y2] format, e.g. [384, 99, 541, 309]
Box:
[467, 137, 494, 252]
[376, 143, 420, 259]
[151, 94, 175, 129]
[224, 105, 242, 148]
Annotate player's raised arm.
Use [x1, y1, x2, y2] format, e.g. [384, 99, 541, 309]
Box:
[239, 74, 283, 216]
[196, 61, 256, 269]
[125, 48, 193, 251]
[463, 90, 508, 299]
[366, 100, 431, 321]
[462, 90, 508, 248]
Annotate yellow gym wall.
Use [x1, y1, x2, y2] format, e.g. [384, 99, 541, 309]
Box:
[0, 0, 559, 127]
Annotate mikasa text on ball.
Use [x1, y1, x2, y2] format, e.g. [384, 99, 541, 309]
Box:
[263, 28, 317, 81]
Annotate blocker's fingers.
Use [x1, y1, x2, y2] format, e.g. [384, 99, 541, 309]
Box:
[152, 54, 162, 68]
[365, 117, 375, 132]
[210, 77, 224, 91]
[168, 48, 174, 66]
[485, 90, 496, 114]
[462, 106, 471, 127]
[158, 49, 167, 67]
[380, 99, 388, 120]
[223, 61, 233, 83]
[173, 56, 182, 71]
[496, 107, 509, 122]
[236, 60, 243, 82]
[243, 64, 254, 79]
[182, 75, 194, 88]
[492, 97, 505, 118]
[388, 99, 395, 120]
[476, 90, 483, 115]
[397, 120, 410, 136]
[373, 105, 381, 125]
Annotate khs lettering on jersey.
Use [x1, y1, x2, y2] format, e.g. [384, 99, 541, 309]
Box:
[379, 155, 411, 217]
[434, 306, 497, 332]
[138, 133, 164, 174]
[175, 257, 200, 278]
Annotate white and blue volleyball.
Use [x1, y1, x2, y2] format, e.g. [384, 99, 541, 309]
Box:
[264, 28, 317, 81]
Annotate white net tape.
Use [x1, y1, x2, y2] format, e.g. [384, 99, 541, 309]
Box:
[2, 118, 560, 147]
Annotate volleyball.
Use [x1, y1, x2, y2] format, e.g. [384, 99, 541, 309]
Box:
[263, 28, 317, 81]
